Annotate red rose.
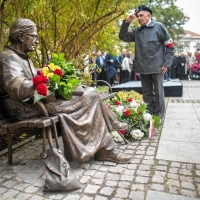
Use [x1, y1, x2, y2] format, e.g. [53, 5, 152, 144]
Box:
[53, 69, 63, 77]
[41, 75, 48, 84]
[115, 102, 121, 106]
[120, 130, 126, 135]
[36, 83, 48, 96]
[124, 109, 131, 116]
[128, 98, 132, 102]
[33, 76, 43, 86]
[37, 70, 42, 75]
[33, 75, 48, 86]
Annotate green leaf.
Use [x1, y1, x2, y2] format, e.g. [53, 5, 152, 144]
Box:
[61, 92, 72, 100]
[58, 81, 67, 86]
[152, 115, 161, 128]
[34, 91, 45, 104]
[68, 78, 80, 85]
[130, 109, 137, 116]
[67, 83, 73, 87]
[137, 103, 147, 113]
[50, 74, 61, 83]
[33, 90, 53, 104]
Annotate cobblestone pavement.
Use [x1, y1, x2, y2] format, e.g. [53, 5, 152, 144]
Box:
[0, 80, 200, 200]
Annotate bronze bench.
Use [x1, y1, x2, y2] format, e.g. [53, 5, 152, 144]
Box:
[0, 99, 59, 164]
[0, 83, 116, 164]
[92, 80, 116, 101]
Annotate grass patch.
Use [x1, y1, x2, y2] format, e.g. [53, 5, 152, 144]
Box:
[95, 86, 109, 94]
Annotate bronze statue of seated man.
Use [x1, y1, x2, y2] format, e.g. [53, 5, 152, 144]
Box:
[0, 18, 131, 164]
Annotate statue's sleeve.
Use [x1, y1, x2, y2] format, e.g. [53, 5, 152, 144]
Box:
[2, 55, 36, 101]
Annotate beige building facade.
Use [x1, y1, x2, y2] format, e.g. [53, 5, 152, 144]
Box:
[178, 30, 200, 54]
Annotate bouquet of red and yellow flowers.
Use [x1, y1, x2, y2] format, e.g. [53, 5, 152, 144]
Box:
[32, 53, 81, 104]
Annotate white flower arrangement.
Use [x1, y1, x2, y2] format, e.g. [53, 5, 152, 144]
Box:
[115, 105, 124, 116]
[143, 113, 152, 122]
[110, 131, 124, 143]
[130, 129, 144, 140]
[129, 100, 138, 109]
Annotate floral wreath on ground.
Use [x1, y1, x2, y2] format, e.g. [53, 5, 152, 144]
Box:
[106, 91, 161, 142]
[32, 53, 82, 104]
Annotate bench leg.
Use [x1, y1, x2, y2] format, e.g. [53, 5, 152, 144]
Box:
[6, 130, 12, 164]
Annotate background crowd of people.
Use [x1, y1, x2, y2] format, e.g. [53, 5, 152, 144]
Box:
[166, 50, 200, 81]
[84, 48, 200, 86]
[84, 48, 137, 86]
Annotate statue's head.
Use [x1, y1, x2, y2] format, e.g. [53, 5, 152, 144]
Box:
[9, 18, 38, 53]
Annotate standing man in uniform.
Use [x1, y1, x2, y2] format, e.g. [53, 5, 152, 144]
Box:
[119, 5, 174, 122]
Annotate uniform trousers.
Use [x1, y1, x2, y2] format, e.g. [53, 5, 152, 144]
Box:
[140, 73, 165, 119]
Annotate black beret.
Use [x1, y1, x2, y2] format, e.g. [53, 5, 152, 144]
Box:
[135, 5, 152, 17]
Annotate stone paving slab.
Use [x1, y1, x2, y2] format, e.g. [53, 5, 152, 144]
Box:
[165, 103, 196, 114]
[156, 140, 200, 164]
[194, 104, 200, 109]
[160, 128, 200, 143]
[165, 102, 195, 109]
[169, 97, 194, 101]
[158, 85, 200, 164]
[182, 80, 200, 87]
[193, 104, 200, 118]
[165, 108, 196, 114]
[164, 113, 198, 120]
[146, 190, 199, 200]
[185, 89, 200, 99]
[162, 119, 200, 130]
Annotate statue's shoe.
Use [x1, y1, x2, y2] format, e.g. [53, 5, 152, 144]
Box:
[94, 149, 131, 164]
[112, 120, 128, 131]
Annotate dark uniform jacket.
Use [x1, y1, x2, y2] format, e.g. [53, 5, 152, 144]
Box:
[119, 20, 174, 74]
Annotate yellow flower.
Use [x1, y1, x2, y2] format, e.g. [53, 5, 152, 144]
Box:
[49, 63, 61, 71]
[54, 65, 61, 70]
[47, 72, 54, 78]
[42, 67, 50, 76]
[116, 90, 143, 103]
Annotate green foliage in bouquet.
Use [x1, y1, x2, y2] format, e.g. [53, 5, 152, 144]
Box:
[33, 53, 82, 103]
[49, 53, 82, 100]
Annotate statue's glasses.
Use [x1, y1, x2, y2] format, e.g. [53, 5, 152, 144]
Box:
[25, 33, 39, 41]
